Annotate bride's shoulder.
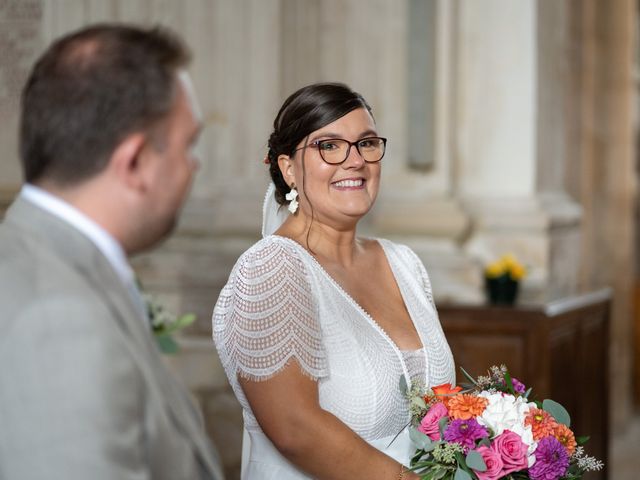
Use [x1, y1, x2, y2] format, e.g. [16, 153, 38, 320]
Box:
[363, 236, 412, 255]
[236, 235, 307, 266]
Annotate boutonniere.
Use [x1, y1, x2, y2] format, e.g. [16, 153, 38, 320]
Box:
[143, 293, 196, 354]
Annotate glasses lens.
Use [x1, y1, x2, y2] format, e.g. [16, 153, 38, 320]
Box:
[358, 137, 385, 162]
[318, 139, 350, 164]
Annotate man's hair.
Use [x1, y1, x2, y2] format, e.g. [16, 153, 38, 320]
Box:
[19, 23, 191, 185]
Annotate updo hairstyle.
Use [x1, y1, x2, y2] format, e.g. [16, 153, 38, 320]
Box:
[266, 82, 373, 206]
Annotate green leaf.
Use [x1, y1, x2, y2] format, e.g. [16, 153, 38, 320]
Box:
[438, 416, 449, 438]
[454, 467, 473, 480]
[524, 387, 532, 399]
[478, 437, 491, 448]
[576, 435, 590, 445]
[155, 334, 178, 354]
[543, 398, 571, 427]
[465, 450, 486, 471]
[409, 427, 433, 450]
[459, 366, 478, 386]
[412, 395, 427, 409]
[432, 468, 447, 480]
[163, 313, 196, 334]
[400, 375, 409, 395]
[503, 370, 515, 395]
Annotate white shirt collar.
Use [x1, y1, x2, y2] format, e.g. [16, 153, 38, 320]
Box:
[19, 184, 136, 288]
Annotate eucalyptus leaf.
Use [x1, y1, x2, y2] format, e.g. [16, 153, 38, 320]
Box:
[576, 435, 590, 445]
[438, 416, 449, 438]
[543, 398, 571, 427]
[465, 450, 486, 471]
[156, 334, 178, 354]
[412, 396, 427, 409]
[399, 375, 409, 395]
[432, 468, 447, 480]
[478, 437, 491, 448]
[409, 427, 433, 450]
[454, 467, 473, 480]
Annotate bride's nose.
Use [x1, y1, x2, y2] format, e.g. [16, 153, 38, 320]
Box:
[342, 144, 365, 168]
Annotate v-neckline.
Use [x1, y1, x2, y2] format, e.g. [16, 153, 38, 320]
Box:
[270, 235, 427, 385]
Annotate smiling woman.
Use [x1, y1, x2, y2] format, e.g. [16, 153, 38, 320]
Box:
[212, 83, 455, 480]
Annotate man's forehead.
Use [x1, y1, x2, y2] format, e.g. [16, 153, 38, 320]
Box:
[177, 70, 202, 122]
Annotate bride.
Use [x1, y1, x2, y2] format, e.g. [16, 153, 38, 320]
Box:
[212, 82, 455, 479]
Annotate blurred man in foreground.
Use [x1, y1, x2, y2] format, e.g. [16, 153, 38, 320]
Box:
[0, 23, 224, 480]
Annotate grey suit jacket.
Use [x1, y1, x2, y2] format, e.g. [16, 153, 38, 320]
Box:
[0, 197, 224, 480]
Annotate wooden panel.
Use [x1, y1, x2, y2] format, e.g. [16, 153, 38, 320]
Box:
[446, 332, 525, 384]
[438, 292, 609, 480]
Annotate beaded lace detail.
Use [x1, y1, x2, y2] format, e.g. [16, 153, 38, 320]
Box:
[212, 235, 455, 436]
[402, 348, 426, 386]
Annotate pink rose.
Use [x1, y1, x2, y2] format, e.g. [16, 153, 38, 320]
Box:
[492, 430, 529, 476]
[473, 445, 504, 480]
[418, 402, 448, 440]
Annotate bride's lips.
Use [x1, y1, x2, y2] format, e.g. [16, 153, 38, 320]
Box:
[331, 178, 366, 190]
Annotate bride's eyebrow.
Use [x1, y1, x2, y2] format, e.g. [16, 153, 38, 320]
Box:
[310, 129, 378, 142]
[310, 132, 340, 141]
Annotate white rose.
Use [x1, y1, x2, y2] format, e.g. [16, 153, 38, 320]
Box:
[477, 392, 532, 437]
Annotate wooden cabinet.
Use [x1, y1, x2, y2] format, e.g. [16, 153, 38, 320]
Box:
[438, 289, 611, 480]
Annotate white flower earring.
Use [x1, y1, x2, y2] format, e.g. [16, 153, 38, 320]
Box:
[285, 186, 299, 214]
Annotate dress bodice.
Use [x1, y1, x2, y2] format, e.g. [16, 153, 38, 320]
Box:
[212, 235, 455, 478]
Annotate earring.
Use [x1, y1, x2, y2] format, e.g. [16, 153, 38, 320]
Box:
[285, 186, 299, 214]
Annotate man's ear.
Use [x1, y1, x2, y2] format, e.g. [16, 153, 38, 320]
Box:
[277, 154, 295, 187]
[109, 133, 148, 191]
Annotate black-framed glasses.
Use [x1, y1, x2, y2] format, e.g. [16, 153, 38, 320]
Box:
[295, 136, 387, 165]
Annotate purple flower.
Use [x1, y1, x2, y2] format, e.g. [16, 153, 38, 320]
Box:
[529, 436, 570, 480]
[443, 418, 489, 452]
[511, 377, 526, 395]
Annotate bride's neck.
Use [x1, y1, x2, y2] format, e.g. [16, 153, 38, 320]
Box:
[277, 214, 361, 267]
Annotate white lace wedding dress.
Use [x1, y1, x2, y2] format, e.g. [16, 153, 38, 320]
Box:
[212, 234, 455, 479]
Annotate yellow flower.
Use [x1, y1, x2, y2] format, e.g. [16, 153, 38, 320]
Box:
[510, 263, 526, 280]
[501, 253, 519, 270]
[485, 261, 505, 279]
[485, 253, 526, 280]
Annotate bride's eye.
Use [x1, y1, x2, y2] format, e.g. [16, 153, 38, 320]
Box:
[318, 140, 341, 151]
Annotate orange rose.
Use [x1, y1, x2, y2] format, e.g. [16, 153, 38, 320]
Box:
[427, 383, 463, 407]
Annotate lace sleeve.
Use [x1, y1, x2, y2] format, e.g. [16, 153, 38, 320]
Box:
[213, 238, 328, 382]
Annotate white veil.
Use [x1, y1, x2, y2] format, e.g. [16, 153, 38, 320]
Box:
[261, 182, 289, 238]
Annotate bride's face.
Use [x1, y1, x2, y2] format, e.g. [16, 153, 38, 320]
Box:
[281, 107, 382, 228]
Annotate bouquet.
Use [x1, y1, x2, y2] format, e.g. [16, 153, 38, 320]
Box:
[403, 365, 603, 480]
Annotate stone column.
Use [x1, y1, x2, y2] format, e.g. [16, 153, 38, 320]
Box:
[564, 0, 636, 432]
[455, 0, 582, 302]
[0, 0, 44, 213]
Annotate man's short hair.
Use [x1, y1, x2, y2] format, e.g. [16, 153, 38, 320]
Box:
[20, 23, 191, 185]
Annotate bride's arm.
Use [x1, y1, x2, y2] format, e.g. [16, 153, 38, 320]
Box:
[240, 364, 420, 480]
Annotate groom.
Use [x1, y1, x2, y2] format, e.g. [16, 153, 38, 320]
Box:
[0, 24, 224, 479]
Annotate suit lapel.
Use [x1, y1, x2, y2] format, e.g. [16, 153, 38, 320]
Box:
[5, 198, 223, 479]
